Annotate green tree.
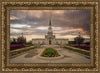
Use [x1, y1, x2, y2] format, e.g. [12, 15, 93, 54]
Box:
[11, 38, 17, 44]
[17, 33, 26, 44]
[74, 32, 85, 46]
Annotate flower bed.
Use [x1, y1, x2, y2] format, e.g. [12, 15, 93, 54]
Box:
[41, 48, 60, 57]
[10, 47, 35, 56]
[10, 44, 26, 51]
[65, 47, 90, 56]
[73, 44, 90, 50]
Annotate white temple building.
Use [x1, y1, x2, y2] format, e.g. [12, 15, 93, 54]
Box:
[32, 18, 68, 45]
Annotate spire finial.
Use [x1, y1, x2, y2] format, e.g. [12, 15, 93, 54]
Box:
[49, 14, 52, 26]
[78, 32, 81, 37]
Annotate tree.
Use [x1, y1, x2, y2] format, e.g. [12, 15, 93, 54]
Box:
[17, 37, 26, 44]
[17, 33, 26, 44]
[74, 32, 85, 46]
[11, 38, 17, 44]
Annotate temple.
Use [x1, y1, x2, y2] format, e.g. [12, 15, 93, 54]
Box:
[32, 17, 68, 46]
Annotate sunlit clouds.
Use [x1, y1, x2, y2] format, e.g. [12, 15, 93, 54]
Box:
[54, 28, 87, 34]
[10, 16, 18, 20]
[36, 26, 48, 30]
[11, 24, 31, 28]
[10, 10, 90, 41]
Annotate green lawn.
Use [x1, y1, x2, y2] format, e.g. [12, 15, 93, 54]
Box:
[41, 48, 60, 57]
[10, 47, 35, 56]
[67, 44, 87, 46]
[67, 44, 74, 46]
[25, 43, 33, 46]
[65, 47, 90, 56]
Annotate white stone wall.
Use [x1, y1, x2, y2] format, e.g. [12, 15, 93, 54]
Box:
[32, 39, 68, 45]
[32, 39, 44, 44]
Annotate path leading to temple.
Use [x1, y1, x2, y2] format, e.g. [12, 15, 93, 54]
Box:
[10, 47, 90, 63]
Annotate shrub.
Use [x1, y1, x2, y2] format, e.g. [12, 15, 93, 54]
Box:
[84, 42, 90, 45]
[73, 44, 90, 50]
[10, 44, 26, 50]
[68, 41, 76, 44]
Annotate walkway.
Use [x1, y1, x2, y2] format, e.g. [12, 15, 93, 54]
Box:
[9, 47, 90, 63]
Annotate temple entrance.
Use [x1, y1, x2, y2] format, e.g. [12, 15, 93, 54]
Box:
[49, 40, 51, 45]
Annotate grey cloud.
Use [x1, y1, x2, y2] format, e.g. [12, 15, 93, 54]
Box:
[10, 10, 90, 36]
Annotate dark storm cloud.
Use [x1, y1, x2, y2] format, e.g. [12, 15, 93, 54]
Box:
[52, 10, 90, 32]
[10, 10, 90, 37]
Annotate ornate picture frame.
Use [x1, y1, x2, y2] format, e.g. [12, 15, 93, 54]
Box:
[0, 0, 99, 73]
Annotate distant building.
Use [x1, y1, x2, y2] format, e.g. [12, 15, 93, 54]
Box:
[32, 18, 68, 45]
[84, 38, 90, 43]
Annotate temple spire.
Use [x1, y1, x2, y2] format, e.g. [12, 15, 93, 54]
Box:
[48, 15, 53, 34]
[78, 32, 81, 37]
[49, 15, 51, 26]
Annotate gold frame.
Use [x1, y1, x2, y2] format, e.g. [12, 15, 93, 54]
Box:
[1, 1, 99, 72]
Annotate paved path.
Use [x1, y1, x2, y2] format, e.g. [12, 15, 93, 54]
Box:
[10, 47, 90, 63]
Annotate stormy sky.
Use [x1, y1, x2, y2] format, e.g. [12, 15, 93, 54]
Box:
[10, 10, 90, 41]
